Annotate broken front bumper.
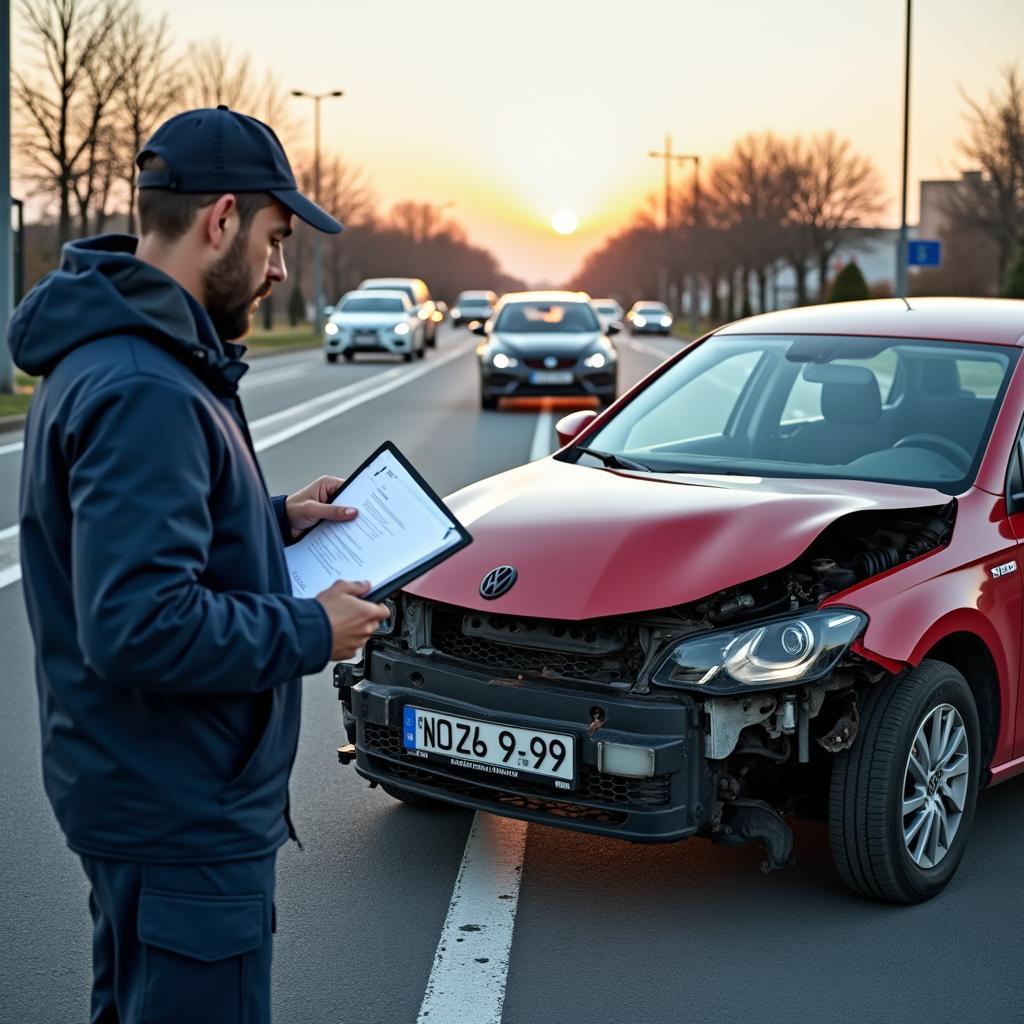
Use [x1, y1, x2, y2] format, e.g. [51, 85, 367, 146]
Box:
[341, 646, 711, 842]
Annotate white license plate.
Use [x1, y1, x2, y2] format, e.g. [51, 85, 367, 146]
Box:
[403, 706, 575, 787]
[529, 370, 575, 385]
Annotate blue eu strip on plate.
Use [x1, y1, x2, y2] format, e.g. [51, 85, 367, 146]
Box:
[403, 706, 417, 749]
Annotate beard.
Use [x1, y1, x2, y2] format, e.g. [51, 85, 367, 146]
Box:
[202, 230, 271, 341]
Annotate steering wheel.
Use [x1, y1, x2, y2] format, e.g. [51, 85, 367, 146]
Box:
[893, 433, 972, 472]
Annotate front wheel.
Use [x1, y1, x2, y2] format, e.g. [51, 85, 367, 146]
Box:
[829, 660, 980, 903]
[326, 352, 338, 364]
[480, 391, 498, 410]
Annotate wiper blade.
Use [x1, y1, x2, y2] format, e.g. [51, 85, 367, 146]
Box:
[573, 445, 652, 472]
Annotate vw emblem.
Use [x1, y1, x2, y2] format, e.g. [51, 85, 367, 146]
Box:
[480, 565, 518, 600]
[543, 356, 558, 369]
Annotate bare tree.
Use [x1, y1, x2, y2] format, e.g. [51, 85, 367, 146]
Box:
[13, 0, 127, 243]
[708, 133, 796, 313]
[785, 133, 885, 301]
[186, 40, 297, 145]
[116, 8, 180, 231]
[946, 66, 1024, 282]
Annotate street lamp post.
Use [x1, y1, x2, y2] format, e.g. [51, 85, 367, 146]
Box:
[895, 0, 912, 298]
[291, 89, 344, 336]
[1, 0, 15, 394]
[648, 136, 701, 331]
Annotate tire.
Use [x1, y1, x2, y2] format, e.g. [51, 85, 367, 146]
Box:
[403, 351, 414, 363]
[417, 342, 426, 360]
[326, 352, 338, 364]
[829, 659, 980, 903]
[380, 782, 451, 810]
[480, 392, 498, 410]
[342, 351, 354, 362]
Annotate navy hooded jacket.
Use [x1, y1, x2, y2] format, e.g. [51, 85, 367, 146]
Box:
[9, 235, 332, 863]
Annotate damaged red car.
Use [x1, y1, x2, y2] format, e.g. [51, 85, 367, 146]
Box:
[338, 298, 1024, 903]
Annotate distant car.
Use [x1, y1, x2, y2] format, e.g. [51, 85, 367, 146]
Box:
[627, 301, 673, 335]
[357, 277, 439, 348]
[475, 290, 619, 410]
[591, 298, 624, 331]
[324, 290, 425, 363]
[452, 290, 498, 327]
[433, 301, 449, 328]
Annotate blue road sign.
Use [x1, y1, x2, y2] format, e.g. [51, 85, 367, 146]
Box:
[908, 239, 942, 267]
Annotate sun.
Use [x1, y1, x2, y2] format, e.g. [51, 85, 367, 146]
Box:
[551, 209, 578, 235]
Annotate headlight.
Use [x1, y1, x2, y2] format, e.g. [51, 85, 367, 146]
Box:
[492, 352, 519, 369]
[633, 316, 647, 327]
[583, 352, 608, 368]
[660, 316, 672, 327]
[451, 308, 461, 318]
[393, 322, 411, 336]
[325, 322, 339, 336]
[652, 610, 867, 694]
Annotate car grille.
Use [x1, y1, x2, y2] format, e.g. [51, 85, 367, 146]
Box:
[523, 357, 576, 369]
[363, 723, 670, 809]
[427, 604, 645, 687]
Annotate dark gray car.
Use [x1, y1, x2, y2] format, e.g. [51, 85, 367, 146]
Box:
[475, 291, 619, 410]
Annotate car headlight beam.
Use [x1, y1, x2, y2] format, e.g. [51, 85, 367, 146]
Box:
[492, 352, 519, 369]
[393, 322, 411, 336]
[583, 352, 608, 368]
[652, 610, 867, 693]
[325, 322, 339, 336]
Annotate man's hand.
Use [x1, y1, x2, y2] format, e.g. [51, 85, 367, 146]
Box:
[285, 475, 355, 539]
[315, 580, 391, 661]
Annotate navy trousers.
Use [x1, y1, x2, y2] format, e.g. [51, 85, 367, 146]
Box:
[80, 853, 277, 1024]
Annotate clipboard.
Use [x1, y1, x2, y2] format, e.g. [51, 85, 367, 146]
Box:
[290, 441, 473, 603]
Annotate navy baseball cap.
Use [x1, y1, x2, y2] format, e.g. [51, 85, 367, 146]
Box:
[136, 106, 342, 234]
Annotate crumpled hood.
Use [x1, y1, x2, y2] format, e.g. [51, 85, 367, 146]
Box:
[405, 459, 950, 619]
[7, 234, 245, 390]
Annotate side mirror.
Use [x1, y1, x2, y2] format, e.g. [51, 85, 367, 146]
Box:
[606, 321, 622, 336]
[555, 409, 599, 448]
[471, 322, 488, 337]
[323, 305, 335, 316]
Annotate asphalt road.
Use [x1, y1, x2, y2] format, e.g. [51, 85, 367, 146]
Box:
[3, 324, 1024, 1024]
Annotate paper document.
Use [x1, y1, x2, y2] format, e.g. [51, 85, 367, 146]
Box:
[285, 444, 471, 602]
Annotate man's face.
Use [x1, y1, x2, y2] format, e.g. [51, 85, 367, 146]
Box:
[203, 201, 292, 341]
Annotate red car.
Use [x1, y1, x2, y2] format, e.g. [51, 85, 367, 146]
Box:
[338, 298, 1024, 903]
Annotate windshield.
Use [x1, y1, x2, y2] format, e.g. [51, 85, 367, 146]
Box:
[340, 297, 406, 313]
[636, 305, 667, 315]
[460, 299, 491, 307]
[595, 305, 618, 314]
[494, 301, 600, 333]
[579, 334, 1018, 493]
[364, 284, 416, 304]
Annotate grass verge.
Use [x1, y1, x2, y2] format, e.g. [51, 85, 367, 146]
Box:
[0, 371, 36, 419]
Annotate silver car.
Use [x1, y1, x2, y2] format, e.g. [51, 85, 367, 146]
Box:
[474, 291, 619, 410]
[324, 290, 425, 363]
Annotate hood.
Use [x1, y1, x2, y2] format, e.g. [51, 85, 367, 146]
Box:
[494, 331, 602, 356]
[7, 234, 246, 391]
[405, 459, 951, 619]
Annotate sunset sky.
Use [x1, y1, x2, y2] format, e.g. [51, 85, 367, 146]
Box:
[13, 0, 1024, 284]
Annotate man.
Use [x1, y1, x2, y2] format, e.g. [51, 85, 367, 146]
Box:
[8, 106, 389, 1023]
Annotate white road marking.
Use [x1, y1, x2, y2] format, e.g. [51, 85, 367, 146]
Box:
[416, 814, 528, 1024]
[0, 339, 476, 590]
[240, 364, 311, 389]
[528, 409, 555, 462]
[0, 524, 19, 542]
[630, 338, 676, 360]
[249, 367, 405, 432]
[0, 440, 24, 457]
[253, 342, 473, 452]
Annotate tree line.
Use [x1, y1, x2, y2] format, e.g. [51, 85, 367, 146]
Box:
[12, 0, 525, 310]
[570, 68, 1024, 313]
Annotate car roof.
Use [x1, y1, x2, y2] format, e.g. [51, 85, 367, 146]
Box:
[715, 297, 1024, 346]
[359, 277, 425, 286]
[341, 289, 410, 303]
[458, 290, 495, 299]
[499, 290, 590, 305]
[592, 298, 620, 305]
[631, 300, 666, 307]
